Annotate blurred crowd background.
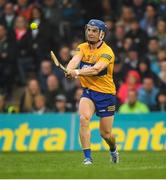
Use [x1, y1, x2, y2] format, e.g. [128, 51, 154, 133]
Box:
[0, 0, 165, 114]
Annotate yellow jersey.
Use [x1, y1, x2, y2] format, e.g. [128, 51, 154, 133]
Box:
[75, 42, 116, 94]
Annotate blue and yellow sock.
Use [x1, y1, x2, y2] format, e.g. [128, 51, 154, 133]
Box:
[83, 148, 91, 159]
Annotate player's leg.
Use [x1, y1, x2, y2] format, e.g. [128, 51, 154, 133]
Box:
[79, 97, 95, 164]
[99, 116, 119, 163]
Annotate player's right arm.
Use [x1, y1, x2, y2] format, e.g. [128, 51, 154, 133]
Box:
[66, 44, 84, 70]
[66, 53, 83, 70]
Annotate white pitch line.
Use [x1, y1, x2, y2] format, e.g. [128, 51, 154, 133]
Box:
[116, 166, 166, 171]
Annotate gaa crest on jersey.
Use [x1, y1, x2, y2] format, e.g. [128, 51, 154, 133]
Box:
[107, 105, 116, 112]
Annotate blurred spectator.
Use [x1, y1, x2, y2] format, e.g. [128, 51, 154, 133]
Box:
[119, 5, 134, 32]
[131, 0, 146, 21]
[13, 15, 35, 85]
[155, 19, 166, 48]
[7, 105, 18, 113]
[44, 74, 62, 109]
[20, 79, 41, 112]
[72, 87, 83, 112]
[53, 94, 70, 113]
[42, 0, 61, 32]
[79, 0, 102, 22]
[123, 45, 139, 73]
[158, 61, 166, 91]
[62, 0, 84, 31]
[0, 24, 16, 97]
[60, 0, 73, 41]
[0, 0, 6, 17]
[31, 94, 50, 114]
[62, 77, 76, 99]
[64, 77, 82, 104]
[137, 58, 159, 85]
[58, 45, 71, 66]
[38, 60, 54, 92]
[113, 59, 124, 90]
[30, 5, 52, 65]
[138, 76, 159, 110]
[55, 45, 71, 81]
[101, 0, 114, 20]
[140, 3, 157, 37]
[147, 37, 160, 75]
[104, 17, 115, 46]
[0, 94, 18, 113]
[119, 89, 149, 113]
[14, 0, 34, 20]
[62, 75, 84, 104]
[117, 70, 141, 104]
[111, 22, 125, 56]
[126, 18, 148, 54]
[154, 91, 166, 112]
[123, 37, 133, 55]
[158, 0, 166, 20]
[0, 94, 7, 112]
[157, 49, 166, 63]
[0, 2, 16, 33]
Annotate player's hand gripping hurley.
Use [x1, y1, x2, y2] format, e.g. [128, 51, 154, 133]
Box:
[50, 51, 67, 73]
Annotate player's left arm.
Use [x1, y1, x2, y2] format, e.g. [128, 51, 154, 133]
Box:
[68, 52, 113, 77]
[78, 60, 109, 76]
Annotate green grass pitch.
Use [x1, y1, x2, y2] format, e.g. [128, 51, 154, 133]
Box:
[0, 151, 166, 178]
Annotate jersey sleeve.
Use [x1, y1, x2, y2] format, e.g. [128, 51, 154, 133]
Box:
[74, 44, 84, 56]
[99, 50, 115, 64]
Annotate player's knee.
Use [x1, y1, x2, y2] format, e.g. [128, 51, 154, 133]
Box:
[80, 114, 90, 128]
[100, 130, 112, 139]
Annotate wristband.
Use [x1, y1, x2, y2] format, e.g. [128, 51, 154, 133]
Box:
[75, 69, 80, 76]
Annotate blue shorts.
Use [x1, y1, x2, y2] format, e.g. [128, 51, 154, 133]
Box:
[81, 88, 116, 117]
